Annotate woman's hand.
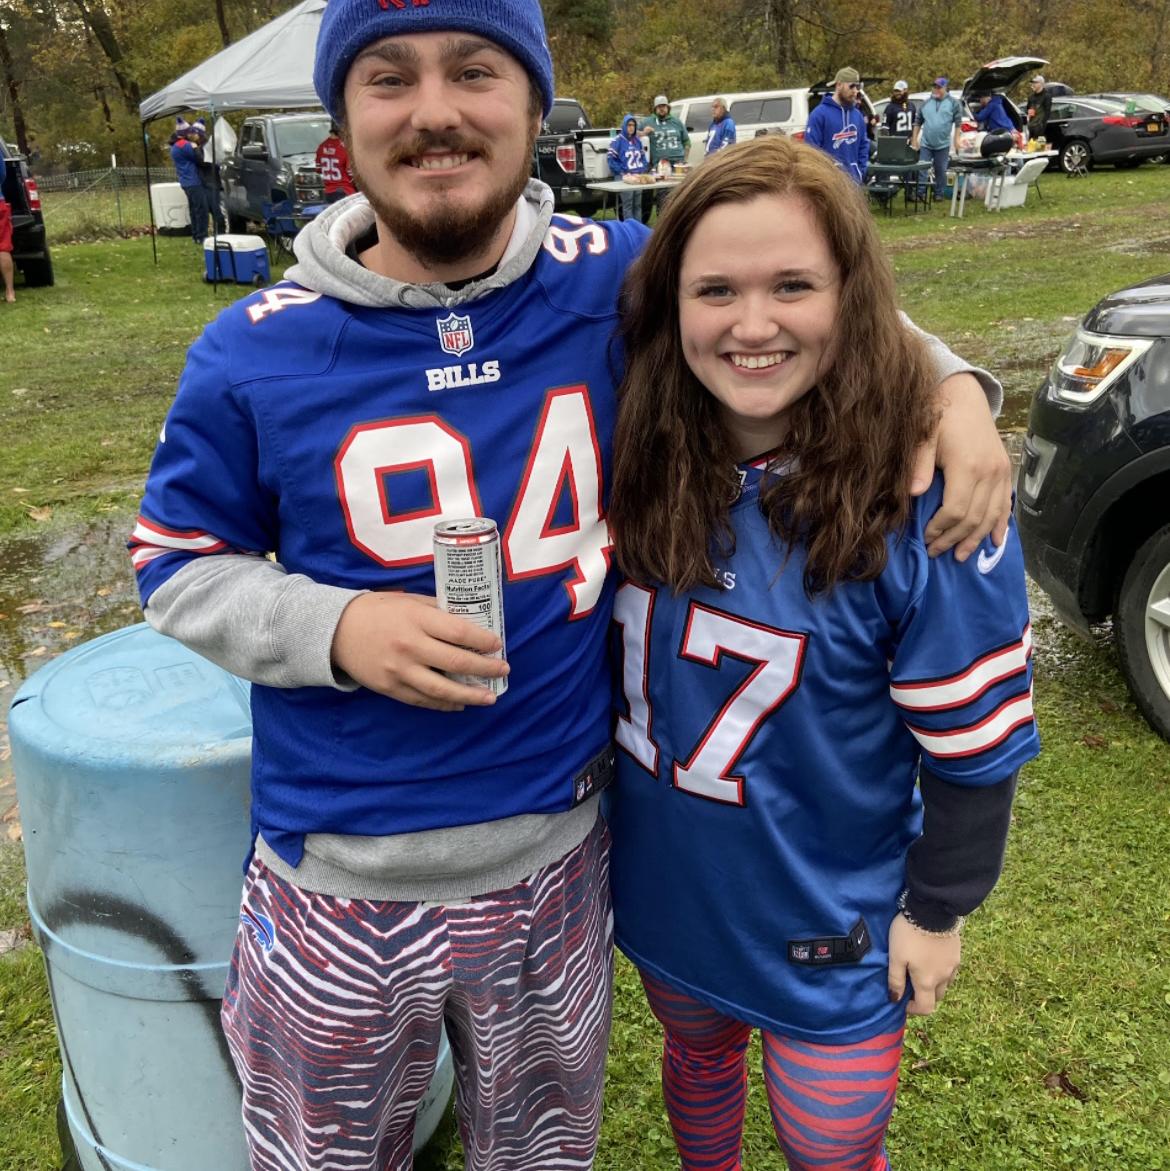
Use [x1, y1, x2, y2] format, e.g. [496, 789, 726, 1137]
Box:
[910, 372, 1012, 561]
[887, 912, 961, 1016]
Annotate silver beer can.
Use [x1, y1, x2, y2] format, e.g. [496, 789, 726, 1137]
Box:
[433, 518, 508, 695]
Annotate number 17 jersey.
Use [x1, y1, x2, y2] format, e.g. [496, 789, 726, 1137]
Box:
[608, 464, 1040, 1045]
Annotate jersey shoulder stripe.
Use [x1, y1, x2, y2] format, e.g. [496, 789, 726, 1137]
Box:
[906, 687, 1036, 760]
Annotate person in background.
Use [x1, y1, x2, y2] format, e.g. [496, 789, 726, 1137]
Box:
[0, 180, 15, 303]
[640, 94, 690, 222]
[704, 97, 737, 154]
[1026, 75, 1052, 139]
[804, 67, 868, 183]
[316, 120, 358, 203]
[974, 92, 1014, 134]
[884, 80, 917, 138]
[191, 119, 226, 236]
[607, 133, 1039, 1171]
[607, 113, 649, 221]
[911, 76, 963, 203]
[169, 118, 210, 244]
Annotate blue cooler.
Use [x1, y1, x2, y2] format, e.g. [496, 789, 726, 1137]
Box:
[9, 623, 454, 1170]
[203, 234, 271, 285]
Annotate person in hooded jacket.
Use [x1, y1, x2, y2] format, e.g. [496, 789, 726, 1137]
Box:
[805, 67, 869, 183]
[974, 93, 1014, 134]
[607, 113, 649, 221]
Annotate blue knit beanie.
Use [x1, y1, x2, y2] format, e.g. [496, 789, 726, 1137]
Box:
[313, 0, 555, 122]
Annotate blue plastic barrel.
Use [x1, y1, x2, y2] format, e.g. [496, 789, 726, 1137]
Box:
[9, 623, 452, 1170]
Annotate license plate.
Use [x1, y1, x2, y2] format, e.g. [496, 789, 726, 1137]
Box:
[1148, 122, 1163, 134]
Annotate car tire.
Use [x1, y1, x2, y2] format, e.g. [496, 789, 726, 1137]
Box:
[1115, 523, 1170, 741]
[1059, 140, 1091, 173]
[20, 245, 54, 287]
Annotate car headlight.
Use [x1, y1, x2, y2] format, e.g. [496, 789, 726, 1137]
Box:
[1046, 330, 1153, 407]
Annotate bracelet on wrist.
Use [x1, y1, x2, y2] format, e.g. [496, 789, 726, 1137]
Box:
[896, 889, 964, 938]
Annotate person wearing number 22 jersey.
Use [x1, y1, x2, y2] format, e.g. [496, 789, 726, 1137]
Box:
[127, 2, 1013, 1167]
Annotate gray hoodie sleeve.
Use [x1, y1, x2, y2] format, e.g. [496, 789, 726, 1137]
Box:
[144, 554, 363, 690]
[903, 313, 1004, 416]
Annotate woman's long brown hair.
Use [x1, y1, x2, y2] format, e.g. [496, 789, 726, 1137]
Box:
[609, 135, 937, 596]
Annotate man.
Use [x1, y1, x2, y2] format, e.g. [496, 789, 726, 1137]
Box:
[1026, 75, 1052, 139]
[912, 76, 963, 203]
[805, 67, 869, 183]
[169, 119, 210, 243]
[0, 181, 14, 303]
[884, 80, 917, 138]
[130, 2, 1012, 1167]
[606, 113, 648, 221]
[705, 97, 737, 154]
[639, 94, 689, 221]
[316, 120, 358, 203]
[974, 92, 1014, 134]
[191, 119, 227, 236]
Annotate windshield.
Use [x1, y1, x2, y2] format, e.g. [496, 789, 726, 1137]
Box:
[274, 118, 331, 157]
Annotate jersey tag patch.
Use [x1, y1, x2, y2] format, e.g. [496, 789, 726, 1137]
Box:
[437, 312, 474, 357]
[571, 744, 616, 806]
[788, 917, 871, 966]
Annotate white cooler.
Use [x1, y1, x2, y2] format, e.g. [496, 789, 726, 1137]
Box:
[202, 234, 271, 285]
[150, 182, 190, 233]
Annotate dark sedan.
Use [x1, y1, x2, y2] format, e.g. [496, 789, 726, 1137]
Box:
[1084, 93, 1170, 162]
[1044, 96, 1169, 172]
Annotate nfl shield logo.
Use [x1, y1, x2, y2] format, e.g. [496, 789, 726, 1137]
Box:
[437, 312, 474, 358]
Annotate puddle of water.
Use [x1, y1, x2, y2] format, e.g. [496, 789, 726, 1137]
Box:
[0, 510, 143, 794]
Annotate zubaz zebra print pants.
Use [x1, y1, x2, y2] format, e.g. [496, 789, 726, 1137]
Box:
[222, 819, 614, 1170]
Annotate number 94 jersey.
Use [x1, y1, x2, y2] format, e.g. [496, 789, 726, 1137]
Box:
[608, 464, 1039, 1045]
[131, 215, 647, 861]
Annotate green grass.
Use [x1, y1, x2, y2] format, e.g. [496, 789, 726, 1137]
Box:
[2, 166, 1170, 1169]
[39, 185, 154, 242]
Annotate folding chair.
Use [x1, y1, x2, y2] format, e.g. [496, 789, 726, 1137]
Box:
[262, 196, 303, 263]
[866, 176, 901, 216]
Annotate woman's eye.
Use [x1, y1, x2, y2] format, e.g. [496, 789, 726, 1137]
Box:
[698, 285, 732, 299]
[776, 281, 810, 295]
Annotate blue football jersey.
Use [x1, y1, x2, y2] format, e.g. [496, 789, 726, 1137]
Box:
[131, 215, 648, 865]
[608, 463, 1039, 1044]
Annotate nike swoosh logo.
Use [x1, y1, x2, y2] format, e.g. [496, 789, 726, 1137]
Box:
[977, 530, 1010, 575]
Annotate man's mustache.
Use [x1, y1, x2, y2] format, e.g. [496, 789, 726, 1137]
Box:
[385, 132, 493, 167]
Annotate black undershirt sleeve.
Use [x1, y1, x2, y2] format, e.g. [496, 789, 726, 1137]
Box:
[901, 765, 1019, 932]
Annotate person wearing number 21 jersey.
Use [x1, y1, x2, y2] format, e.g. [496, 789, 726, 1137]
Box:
[127, 2, 1015, 1168]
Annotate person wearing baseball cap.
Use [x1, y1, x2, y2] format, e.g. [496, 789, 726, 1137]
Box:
[639, 92, 690, 221]
[805, 66, 869, 183]
[1027, 75, 1052, 139]
[912, 74, 964, 202]
[884, 78, 917, 138]
[134, 1, 1019, 1166]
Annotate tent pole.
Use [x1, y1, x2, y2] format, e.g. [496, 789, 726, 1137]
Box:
[143, 124, 158, 266]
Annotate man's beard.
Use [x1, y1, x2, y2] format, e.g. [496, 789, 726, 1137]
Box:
[348, 128, 536, 270]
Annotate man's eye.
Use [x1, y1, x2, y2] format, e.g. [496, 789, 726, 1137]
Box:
[372, 74, 407, 88]
[459, 67, 490, 82]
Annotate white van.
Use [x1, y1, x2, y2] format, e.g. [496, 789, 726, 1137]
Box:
[670, 86, 877, 167]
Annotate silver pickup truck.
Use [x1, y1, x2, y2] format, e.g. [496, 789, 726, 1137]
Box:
[220, 112, 330, 231]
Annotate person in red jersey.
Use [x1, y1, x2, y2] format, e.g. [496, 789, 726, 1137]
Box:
[315, 121, 357, 203]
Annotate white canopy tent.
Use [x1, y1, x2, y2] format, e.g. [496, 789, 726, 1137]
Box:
[138, 0, 328, 271]
[139, 0, 326, 122]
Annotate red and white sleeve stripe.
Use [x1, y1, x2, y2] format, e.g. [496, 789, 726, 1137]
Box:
[890, 625, 1033, 713]
[128, 515, 229, 570]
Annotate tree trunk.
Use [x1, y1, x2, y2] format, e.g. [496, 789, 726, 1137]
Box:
[70, 0, 141, 111]
[0, 22, 30, 155]
[214, 0, 231, 48]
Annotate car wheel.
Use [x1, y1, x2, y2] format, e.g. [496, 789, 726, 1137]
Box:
[20, 245, 54, 287]
[1115, 523, 1170, 741]
[1059, 140, 1091, 173]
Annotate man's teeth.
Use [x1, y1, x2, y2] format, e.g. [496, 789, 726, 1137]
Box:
[730, 353, 787, 369]
[414, 154, 470, 170]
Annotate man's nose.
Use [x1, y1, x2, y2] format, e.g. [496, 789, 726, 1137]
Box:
[409, 76, 463, 134]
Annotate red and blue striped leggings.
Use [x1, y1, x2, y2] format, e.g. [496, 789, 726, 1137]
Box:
[640, 971, 904, 1171]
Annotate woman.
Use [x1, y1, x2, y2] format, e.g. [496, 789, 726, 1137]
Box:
[607, 136, 1039, 1170]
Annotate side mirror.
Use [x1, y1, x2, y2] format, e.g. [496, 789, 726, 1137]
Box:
[242, 143, 268, 160]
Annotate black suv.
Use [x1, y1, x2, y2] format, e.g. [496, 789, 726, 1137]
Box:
[1017, 274, 1170, 739]
[0, 133, 52, 286]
